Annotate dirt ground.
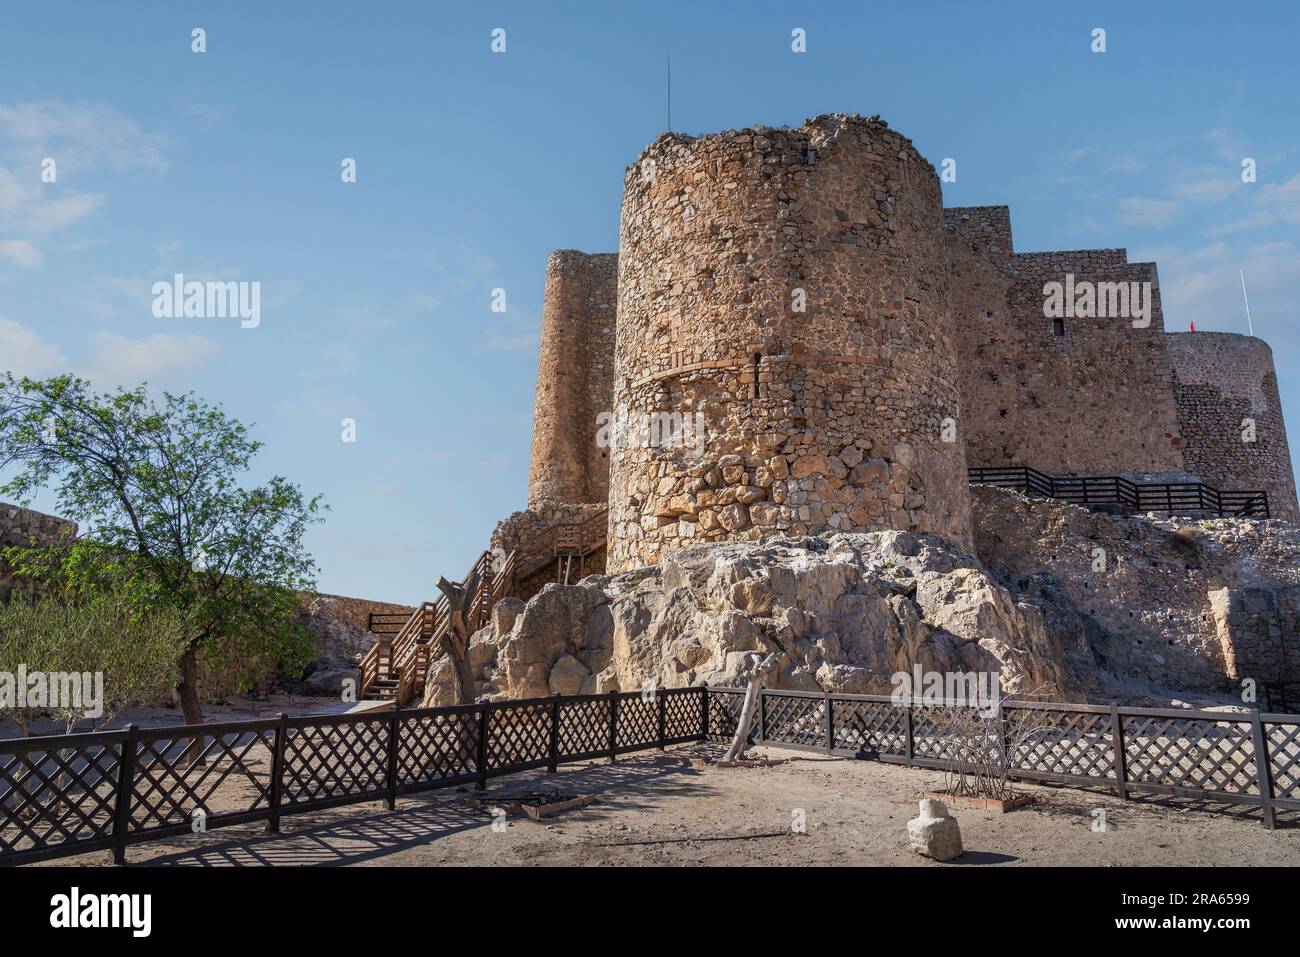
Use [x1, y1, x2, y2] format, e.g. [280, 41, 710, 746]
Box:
[0, 694, 354, 739]
[43, 742, 1300, 867]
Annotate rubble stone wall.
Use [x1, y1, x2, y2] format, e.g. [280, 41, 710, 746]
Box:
[0, 502, 77, 601]
[1167, 331, 1299, 522]
[945, 206, 1185, 475]
[526, 251, 619, 508]
[607, 114, 973, 572]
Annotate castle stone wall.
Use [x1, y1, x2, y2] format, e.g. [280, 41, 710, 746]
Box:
[946, 206, 1185, 475]
[526, 251, 618, 508]
[1167, 332, 1299, 522]
[607, 115, 972, 572]
[0, 502, 76, 601]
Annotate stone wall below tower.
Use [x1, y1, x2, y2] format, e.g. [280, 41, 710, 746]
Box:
[1167, 332, 1299, 522]
[0, 502, 76, 600]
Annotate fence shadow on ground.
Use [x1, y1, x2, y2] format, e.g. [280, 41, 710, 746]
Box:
[1007, 776, 1296, 828]
[132, 748, 714, 867]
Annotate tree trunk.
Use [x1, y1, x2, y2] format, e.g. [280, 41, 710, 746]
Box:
[436, 566, 484, 707]
[176, 644, 205, 726]
[439, 630, 476, 706]
[725, 652, 779, 761]
[176, 644, 207, 766]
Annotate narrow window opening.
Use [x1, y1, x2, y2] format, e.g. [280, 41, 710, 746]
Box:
[751, 352, 762, 399]
[1053, 317, 1066, 337]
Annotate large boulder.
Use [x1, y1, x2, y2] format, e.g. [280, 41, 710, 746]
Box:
[497, 581, 609, 699]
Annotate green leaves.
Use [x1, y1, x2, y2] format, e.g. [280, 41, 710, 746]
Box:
[0, 373, 327, 715]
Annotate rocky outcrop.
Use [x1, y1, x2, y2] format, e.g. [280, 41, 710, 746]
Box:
[426, 528, 1084, 706]
[971, 485, 1300, 696]
[428, 488, 1300, 709]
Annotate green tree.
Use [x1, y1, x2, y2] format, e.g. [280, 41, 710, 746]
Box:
[0, 373, 325, 726]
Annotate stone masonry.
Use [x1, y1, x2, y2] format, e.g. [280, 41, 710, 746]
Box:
[1167, 332, 1299, 523]
[0, 502, 77, 600]
[945, 205, 1185, 475]
[607, 115, 973, 572]
[526, 251, 618, 509]
[510, 113, 1298, 580]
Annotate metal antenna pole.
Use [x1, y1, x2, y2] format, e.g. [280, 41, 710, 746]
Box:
[1240, 269, 1255, 336]
[667, 55, 672, 132]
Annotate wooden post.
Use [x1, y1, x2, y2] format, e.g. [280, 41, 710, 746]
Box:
[699, 684, 710, 741]
[385, 705, 401, 810]
[1250, 710, 1276, 829]
[996, 706, 1009, 778]
[824, 691, 834, 753]
[267, 713, 287, 833]
[607, 690, 619, 761]
[109, 724, 138, 865]
[657, 688, 667, 751]
[1109, 704, 1128, 801]
[548, 694, 560, 773]
[904, 703, 914, 766]
[476, 703, 490, 790]
[759, 688, 767, 743]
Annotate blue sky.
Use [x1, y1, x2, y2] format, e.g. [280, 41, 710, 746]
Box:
[1, 1, 1297, 603]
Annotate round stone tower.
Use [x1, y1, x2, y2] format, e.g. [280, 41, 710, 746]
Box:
[1167, 331, 1299, 522]
[607, 114, 973, 571]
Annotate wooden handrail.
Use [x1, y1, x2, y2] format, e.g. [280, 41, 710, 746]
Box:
[969, 466, 1270, 518]
[358, 510, 609, 704]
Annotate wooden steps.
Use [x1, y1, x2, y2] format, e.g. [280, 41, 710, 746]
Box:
[357, 509, 608, 705]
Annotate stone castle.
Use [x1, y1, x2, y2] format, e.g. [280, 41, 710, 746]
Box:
[506, 113, 1297, 578]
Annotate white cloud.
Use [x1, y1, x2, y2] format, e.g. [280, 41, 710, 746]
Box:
[0, 168, 105, 238]
[0, 318, 66, 377]
[408, 293, 443, 310]
[482, 311, 540, 353]
[1134, 240, 1300, 339]
[80, 332, 221, 389]
[0, 239, 42, 268]
[0, 101, 168, 174]
[0, 319, 222, 389]
[1169, 169, 1240, 204]
[0, 101, 167, 263]
[1117, 196, 1180, 227]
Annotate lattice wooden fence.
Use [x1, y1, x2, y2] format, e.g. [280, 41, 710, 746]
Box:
[708, 688, 1300, 828]
[3, 686, 1296, 865]
[0, 687, 704, 866]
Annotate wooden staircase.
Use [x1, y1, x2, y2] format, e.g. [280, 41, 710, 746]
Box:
[513, 508, 608, 591]
[358, 551, 512, 704]
[357, 509, 608, 705]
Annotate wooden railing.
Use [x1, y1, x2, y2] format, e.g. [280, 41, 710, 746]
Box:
[365, 611, 409, 637]
[357, 641, 395, 699]
[356, 509, 609, 705]
[969, 465, 1271, 518]
[511, 508, 609, 587]
[358, 550, 514, 705]
[4, 687, 1296, 865]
